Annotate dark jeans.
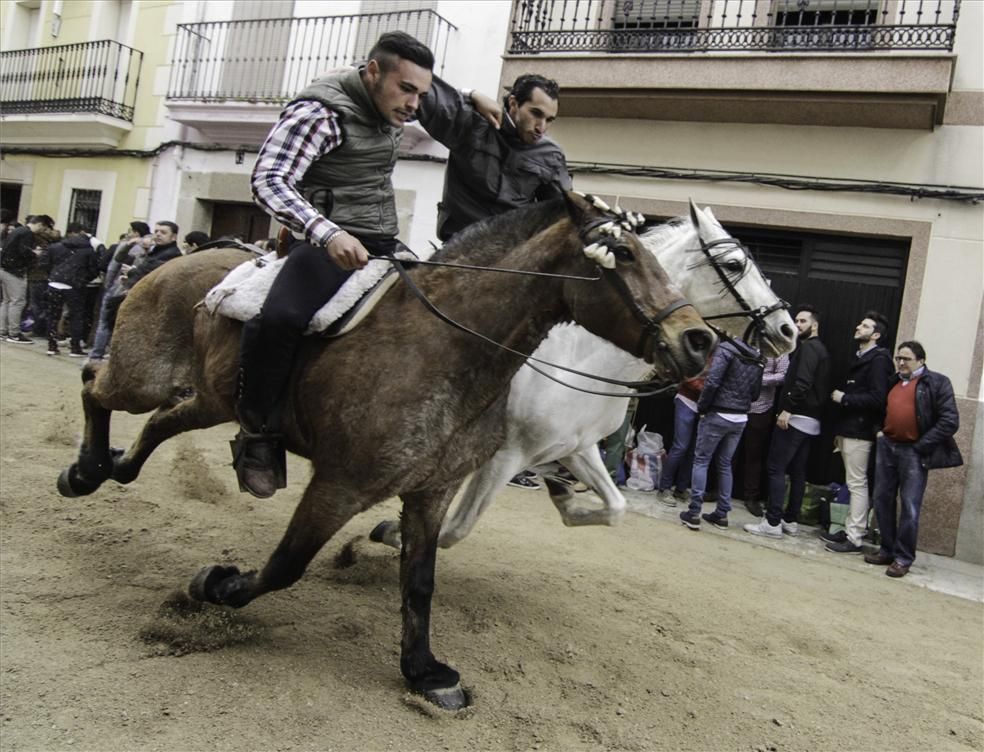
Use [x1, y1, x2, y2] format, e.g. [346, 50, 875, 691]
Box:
[658, 401, 698, 493]
[740, 410, 774, 501]
[44, 286, 86, 350]
[872, 435, 929, 567]
[688, 413, 746, 516]
[765, 425, 813, 527]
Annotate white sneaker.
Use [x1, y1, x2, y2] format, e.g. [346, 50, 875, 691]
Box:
[781, 521, 799, 536]
[743, 518, 782, 538]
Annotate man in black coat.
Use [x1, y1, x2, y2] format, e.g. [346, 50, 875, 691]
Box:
[39, 222, 99, 356]
[103, 221, 181, 334]
[823, 312, 894, 554]
[864, 341, 962, 577]
[744, 305, 830, 539]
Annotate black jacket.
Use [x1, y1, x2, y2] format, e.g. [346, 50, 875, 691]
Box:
[40, 234, 99, 289]
[697, 339, 764, 415]
[779, 335, 830, 419]
[833, 345, 893, 440]
[415, 75, 572, 241]
[0, 225, 38, 276]
[123, 241, 181, 288]
[888, 367, 963, 470]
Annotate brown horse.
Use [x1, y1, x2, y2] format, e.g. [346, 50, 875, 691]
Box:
[57, 192, 714, 710]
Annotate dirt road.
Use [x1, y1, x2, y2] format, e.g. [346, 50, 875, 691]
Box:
[1, 342, 981, 751]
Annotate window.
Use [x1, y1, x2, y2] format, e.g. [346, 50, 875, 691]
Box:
[612, 0, 702, 30]
[773, 0, 879, 28]
[68, 189, 101, 233]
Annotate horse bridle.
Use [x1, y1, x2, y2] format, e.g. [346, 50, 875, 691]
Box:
[692, 236, 790, 347]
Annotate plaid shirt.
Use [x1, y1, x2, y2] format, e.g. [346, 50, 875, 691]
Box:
[251, 100, 344, 246]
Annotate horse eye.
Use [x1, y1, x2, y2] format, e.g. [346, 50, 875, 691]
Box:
[725, 259, 744, 273]
[614, 246, 634, 262]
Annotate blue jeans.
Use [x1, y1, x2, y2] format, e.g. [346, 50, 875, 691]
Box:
[688, 413, 746, 516]
[765, 425, 813, 527]
[872, 435, 928, 567]
[658, 402, 698, 493]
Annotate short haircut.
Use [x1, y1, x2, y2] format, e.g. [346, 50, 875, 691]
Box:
[796, 304, 820, 325]
[66, 221, 86, 234]
[130, 221, 151, 236]
[863, 310, 889, 339]
[32, 214, 54, 229]
[155, 220, 179, 235]
[368, 31, 434, 73]
[897, 340, 926, 361]
[508, 73, 560, 107]
[184, 231, 210, 247]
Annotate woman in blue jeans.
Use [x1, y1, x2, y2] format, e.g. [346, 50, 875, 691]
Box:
[656, 376, 704, 507]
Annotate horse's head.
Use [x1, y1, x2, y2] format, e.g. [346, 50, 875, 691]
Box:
[642, 202, 796, 358]
[559, 191, 715, 381]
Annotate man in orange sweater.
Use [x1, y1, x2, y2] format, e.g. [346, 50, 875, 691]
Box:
[864, 341, 962, 577]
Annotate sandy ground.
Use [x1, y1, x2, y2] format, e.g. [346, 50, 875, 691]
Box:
[1, 340, 982, 752]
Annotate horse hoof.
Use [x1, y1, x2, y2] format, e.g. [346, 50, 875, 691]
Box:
[421, 683, 469, 711]
[189, 564, 241, 604]
[369, 520, 401, 548]
[57, 465, 100, 498]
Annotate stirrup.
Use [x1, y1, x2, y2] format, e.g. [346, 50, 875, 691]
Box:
[229, 429, 287, 498]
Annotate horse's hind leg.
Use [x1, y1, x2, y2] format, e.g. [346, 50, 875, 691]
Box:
[398, 486, 467, 710]
[546, 448, 626, 527]
[111, 391, 231, 484]
[189, 471, 353, 608]
[58, 363, 115, 497]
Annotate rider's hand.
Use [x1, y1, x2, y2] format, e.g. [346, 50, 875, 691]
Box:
[469, 90, 502, 130]
[776, 410, 791, 430]
[325, 230, 369, 271]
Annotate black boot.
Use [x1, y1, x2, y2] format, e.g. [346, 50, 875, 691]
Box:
[231, 315, 298, 498]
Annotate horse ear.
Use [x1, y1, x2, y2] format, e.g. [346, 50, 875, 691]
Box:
[563, 190, 595, 224]
[689, 199, 718, 243]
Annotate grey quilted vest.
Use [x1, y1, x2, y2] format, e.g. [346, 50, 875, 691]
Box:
[292, 67, 401, 238]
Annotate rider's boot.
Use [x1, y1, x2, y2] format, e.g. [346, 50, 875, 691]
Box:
[230, 315, 296, 498]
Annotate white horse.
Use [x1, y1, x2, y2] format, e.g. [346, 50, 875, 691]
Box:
[371, 201, 797, 549]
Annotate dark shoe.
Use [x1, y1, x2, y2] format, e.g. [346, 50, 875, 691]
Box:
[679, 511, 701, 530]
[701, 511, 729, 529]
[820, 529, 848, 544]
[6, 333, 33, 344]
[230, 430, 286, 499]
[46, 347, 60, 356]
[69, 348, 88, 358]
[744, 500, 763, 517]
[864, 551, 894, 566]
[825, 539, 862, 554]
[507, 474, 541, 490]
[886, 561, 910, 578]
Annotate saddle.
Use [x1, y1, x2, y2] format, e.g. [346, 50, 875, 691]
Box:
[203, 242, 436, 337]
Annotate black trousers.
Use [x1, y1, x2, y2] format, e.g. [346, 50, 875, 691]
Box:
[237, 234, 406, 430]
[45, 286, 86, 350]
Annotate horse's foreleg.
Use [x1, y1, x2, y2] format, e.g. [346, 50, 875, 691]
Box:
[547, 447, 626, 527]
[111, 391, 231, 484]
[438, 451, 527, 548]
[399, 486, 467, 711]
[189, 472, 348, 608]
[58, 364, 115, 497]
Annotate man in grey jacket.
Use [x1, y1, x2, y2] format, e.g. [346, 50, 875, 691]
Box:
[679, 338, 764, 531]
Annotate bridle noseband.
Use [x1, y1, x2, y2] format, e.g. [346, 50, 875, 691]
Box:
[693, 236, 790, 346]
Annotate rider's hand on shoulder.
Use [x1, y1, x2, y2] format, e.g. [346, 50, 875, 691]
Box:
[325, 230, 369, 271]
[469, 90, 502, 130]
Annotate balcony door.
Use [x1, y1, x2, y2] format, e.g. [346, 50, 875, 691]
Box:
[217, 0, 294, 100]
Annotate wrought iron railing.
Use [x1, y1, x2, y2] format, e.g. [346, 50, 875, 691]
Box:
[509, 0, 961, 54]
[0, 40, 143, 120]
[168, 9, 456, 103]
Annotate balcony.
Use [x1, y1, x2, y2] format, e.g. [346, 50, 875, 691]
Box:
[502, 0, 962, 129]
[166, 9, 457, 145]
[0, 40, 143, 148]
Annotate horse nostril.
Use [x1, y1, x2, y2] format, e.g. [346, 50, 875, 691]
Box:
[780, 324, 795, 339]
[683, 328, 713, 357]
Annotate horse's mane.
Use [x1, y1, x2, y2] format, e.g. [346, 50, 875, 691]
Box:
[434, 198, 569, 266]
[639, 216, 692, 250]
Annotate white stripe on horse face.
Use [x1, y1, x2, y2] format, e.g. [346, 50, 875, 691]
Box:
[584, 242, 616, 269]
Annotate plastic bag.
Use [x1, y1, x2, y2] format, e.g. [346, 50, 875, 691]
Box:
[625, 425, 664, 491]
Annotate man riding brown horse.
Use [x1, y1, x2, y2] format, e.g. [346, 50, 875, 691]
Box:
[236, 31, 436, 498]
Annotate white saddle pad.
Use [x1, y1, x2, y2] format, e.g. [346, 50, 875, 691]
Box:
[203, 245, 436, 336]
